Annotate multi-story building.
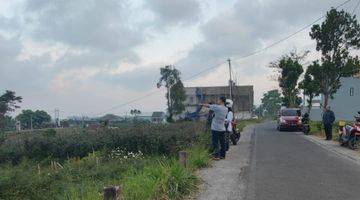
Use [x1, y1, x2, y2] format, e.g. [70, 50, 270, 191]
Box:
[183, 85, 254, 119]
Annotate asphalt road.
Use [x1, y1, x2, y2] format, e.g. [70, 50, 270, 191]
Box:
[246, 122, 360, 200]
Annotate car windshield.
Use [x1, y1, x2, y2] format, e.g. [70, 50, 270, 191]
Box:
[281, 109, 301, 116]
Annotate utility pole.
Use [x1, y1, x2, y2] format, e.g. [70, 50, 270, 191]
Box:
[54, 108, 60, 127]
[227, 58, 233, 100]
[30, 114, 33, 130]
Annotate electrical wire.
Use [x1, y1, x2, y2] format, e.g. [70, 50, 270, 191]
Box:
[232, 0, 352, 64]
[92, 0, 353, 116]
[352, 0, 360, 14]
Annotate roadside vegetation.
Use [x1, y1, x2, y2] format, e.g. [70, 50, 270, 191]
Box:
[0, 122, 211, 200]
[309, 120, 344, 141]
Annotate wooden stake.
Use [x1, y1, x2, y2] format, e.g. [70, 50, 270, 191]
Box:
[103, 186, 122, 200]
[37, 164, 41, 175]
[178, 151, 188, 168]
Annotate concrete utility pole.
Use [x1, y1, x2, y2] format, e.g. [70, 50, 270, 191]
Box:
[227, 58, 233, 100]
[30, 114, 33, 130]
[54, 108, 60, 127]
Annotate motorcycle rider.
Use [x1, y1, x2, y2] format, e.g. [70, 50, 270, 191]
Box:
[322, 105, 335, 140]
[225, 99, 234, 151]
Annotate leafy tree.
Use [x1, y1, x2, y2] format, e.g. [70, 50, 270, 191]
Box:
[130, 109, 141, 116]
[16, 110, 51, 129]
[309, 8, 360, 107]
[270, 52, 305, 107]
[0, 90, 22, 129]
[157, 65, 186, 122]
[0, 116, 15, 131]
[261, 90, 282, 118]
[299, 63, 321, 113]
[253, 105, 264, 118]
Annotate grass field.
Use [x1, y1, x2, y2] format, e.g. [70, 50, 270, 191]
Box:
[0, 119, 260, 200]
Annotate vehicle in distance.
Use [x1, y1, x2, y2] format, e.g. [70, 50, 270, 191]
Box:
[277, 108, 302, 131]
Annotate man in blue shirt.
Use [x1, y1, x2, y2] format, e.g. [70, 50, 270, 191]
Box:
[322, 105, 335, 140]
[201, 97, 228, 160]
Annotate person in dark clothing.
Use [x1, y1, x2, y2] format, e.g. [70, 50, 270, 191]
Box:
[322, 105, 335, 140]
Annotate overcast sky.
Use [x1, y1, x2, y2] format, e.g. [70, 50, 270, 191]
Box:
[1, 0, 359, 118]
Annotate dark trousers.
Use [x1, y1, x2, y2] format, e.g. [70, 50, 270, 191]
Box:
[211, 130, 226, 158]
[324, 123, 333, 140]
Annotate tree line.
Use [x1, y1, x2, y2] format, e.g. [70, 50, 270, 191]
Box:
[256, 8, 360, 118]
[0, 90, 52, 131]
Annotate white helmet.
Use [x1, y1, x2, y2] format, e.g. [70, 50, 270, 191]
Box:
[225, 99, 233, 108]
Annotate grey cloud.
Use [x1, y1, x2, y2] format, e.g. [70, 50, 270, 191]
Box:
[0, 35, 53, 92]
[25, 0, 143, 51]
[147, 0, 200, 26]
[177, 0, 343, 77]
[94, 67, 160, 91]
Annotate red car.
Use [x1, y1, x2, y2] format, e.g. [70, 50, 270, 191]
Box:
[277, 108, 302, 131]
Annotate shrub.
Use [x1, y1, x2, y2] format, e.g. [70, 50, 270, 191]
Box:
[0, 122, 205, 164]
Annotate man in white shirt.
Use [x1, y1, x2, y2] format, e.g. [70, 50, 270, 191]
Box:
[201, 97, 228, 160]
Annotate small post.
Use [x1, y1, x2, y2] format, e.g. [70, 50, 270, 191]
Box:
[178, 151, 188, 168]
[96, 157, 100, 167]
[103, 186, 122, 200]
[37, 164, 41, 175]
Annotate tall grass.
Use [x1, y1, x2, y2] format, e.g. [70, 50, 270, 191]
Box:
[0, 122, 211, 200]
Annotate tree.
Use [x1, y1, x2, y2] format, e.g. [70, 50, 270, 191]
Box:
[157, 65, 186, 122]
[16, 110, 51, 129]
[309, 8, 360, 108]
[270, 52, 305, 107]
[299, 63, 321, 113]
[261, 90, 282, 118]
[130, 109, 141, 116]
[0, 90, 22, 129]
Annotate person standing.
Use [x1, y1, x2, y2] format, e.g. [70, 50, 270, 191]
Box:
[322, 105, 335, 140]
[201, 97, 228, 160]
[225, 99, 234, 151]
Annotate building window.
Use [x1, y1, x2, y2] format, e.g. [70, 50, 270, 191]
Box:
[350, 87, 354, 96]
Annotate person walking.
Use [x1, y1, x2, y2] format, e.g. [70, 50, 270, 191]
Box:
[225, 99, 234, 151]
[201, 97, 228, 160]
[322, 105, 335, 140]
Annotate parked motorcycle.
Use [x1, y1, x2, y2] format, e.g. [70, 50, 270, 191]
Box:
[302, 113, 310, 135]
[338, 112, 360, 150]
[230, 121, 241, 145]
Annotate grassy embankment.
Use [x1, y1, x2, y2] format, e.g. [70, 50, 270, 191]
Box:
[309, 120, 351, 141]
[0, 119, 260, 200]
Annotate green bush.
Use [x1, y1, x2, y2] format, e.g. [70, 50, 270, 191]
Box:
[0, 121, 210, 200]
[0, 122, 205, 164]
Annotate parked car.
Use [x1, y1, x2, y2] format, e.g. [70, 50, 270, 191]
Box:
[277, 108, 302, 131]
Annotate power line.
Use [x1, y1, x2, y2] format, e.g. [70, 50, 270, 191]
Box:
[232, 0, 352, 63]
[94, 61, 227, 116]
[92, 0, 353, 116]
[352, 0, 360, 14]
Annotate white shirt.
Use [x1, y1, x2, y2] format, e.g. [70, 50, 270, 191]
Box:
[209, 104, 228, 132]
[225, 111, 233, 132]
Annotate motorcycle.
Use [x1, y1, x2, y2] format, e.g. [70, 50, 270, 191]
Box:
[230, 121, 241, 145]
[338, 112, 360, 150]
[302, 113, 310, 135]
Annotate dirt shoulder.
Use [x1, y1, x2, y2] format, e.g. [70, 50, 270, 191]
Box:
[196, 125, 255, 200]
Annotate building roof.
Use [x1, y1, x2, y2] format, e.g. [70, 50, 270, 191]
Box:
[151, 111, 165, 118]
[185, 85, 253, 96]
